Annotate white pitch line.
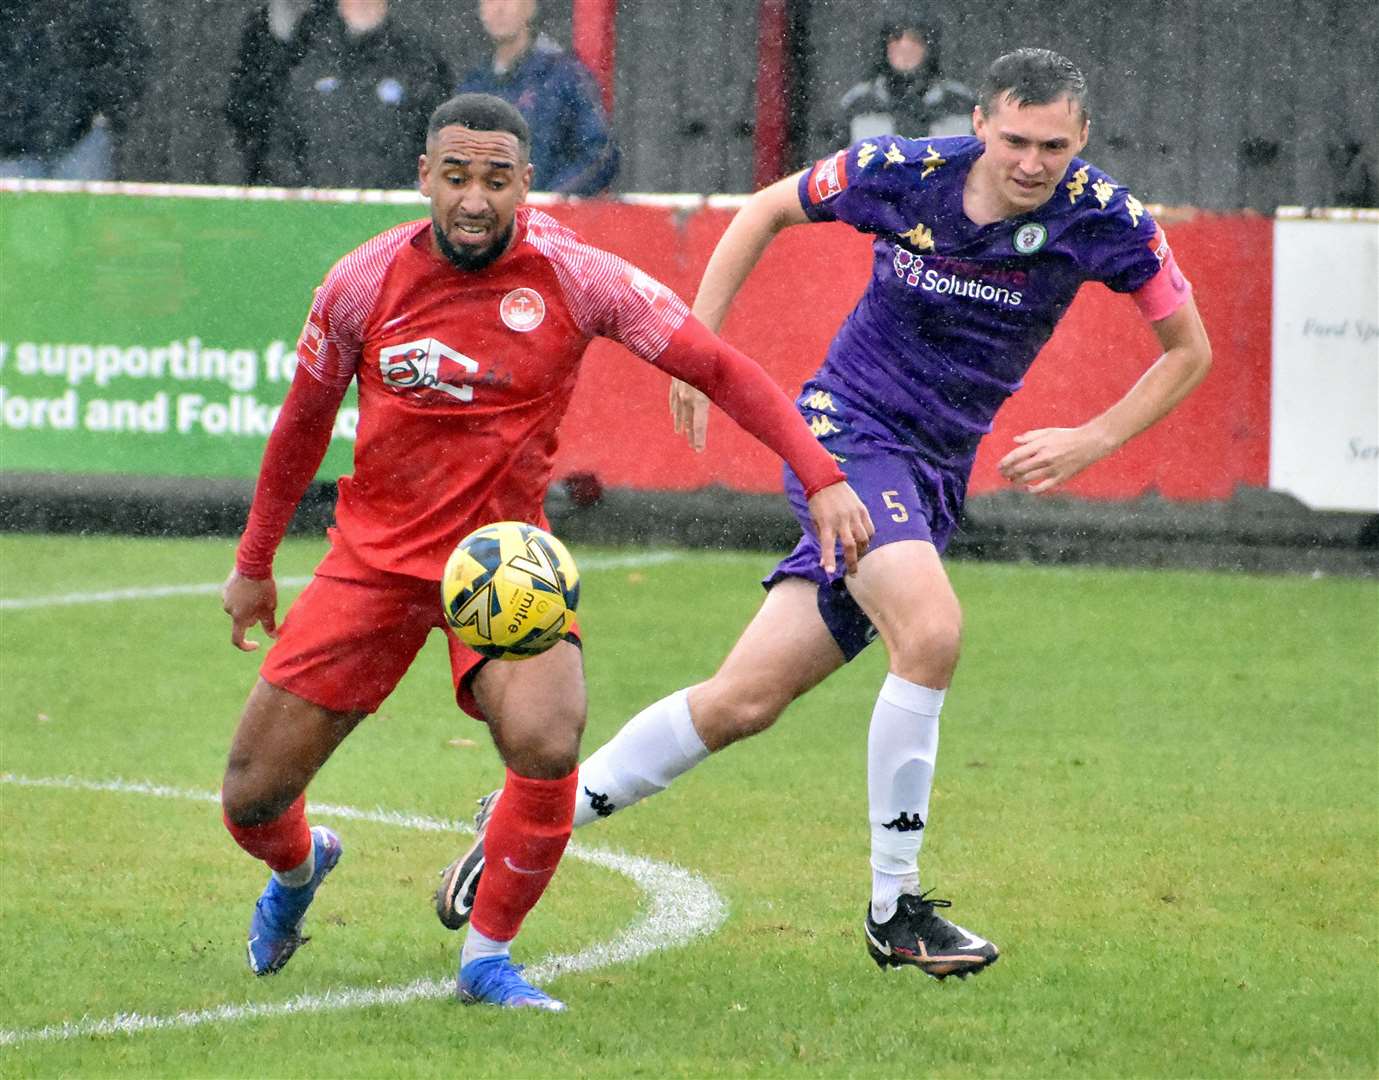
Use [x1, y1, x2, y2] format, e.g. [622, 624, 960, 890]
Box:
[0, 773, 727, 1048]
[0, 577, 313, 610]
[0, 551, 681, 611]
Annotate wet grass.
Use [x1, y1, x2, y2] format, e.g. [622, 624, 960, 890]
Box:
[1, 534, 1375, 1077]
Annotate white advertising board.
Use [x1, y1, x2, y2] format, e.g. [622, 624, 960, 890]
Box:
[1270, 217, 1379, 511]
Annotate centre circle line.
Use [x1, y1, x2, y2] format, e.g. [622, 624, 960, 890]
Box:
[0, 773, 728, 1047]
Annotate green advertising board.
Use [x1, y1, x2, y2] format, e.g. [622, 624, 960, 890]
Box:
[0, 187, 432, 479]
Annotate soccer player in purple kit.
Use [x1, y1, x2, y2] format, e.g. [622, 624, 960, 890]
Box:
[436, 48, 1212, 981]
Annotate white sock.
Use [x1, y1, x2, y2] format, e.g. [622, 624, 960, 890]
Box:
[460, 924, 511, 967]
[871, 868, 920, 924]
[573, 688, 709, 827]
[868, 673, 943, 923]
[272, 843, 315, 888]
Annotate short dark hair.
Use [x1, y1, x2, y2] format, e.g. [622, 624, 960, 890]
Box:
[980, 48, 1089, 122]
[427, 94, 531, 156]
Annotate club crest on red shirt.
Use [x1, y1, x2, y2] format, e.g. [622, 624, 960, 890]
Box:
[500, 287, 546, 332]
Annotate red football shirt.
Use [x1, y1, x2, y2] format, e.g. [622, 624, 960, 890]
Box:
[291, 207, 693, 578]
[239, 207, 846, 581]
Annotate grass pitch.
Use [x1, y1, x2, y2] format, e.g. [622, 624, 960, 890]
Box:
[0, 533, 1375, 1078]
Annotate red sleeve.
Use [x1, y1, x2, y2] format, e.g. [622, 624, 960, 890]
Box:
[235, 370, 348, 578]
[653, 316, 846, 498]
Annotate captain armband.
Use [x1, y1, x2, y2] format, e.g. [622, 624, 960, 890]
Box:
[1132, 244, 1193, 323]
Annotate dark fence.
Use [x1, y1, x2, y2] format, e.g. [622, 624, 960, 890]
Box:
[3, 472, 1376, 577]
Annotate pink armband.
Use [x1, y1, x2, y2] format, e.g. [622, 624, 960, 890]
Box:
[1132, 235, 1192, 323]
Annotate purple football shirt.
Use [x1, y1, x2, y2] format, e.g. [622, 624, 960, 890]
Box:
[796, 135, 1165, 472]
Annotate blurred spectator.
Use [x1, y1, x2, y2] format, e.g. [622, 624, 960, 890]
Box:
[1334, 139, 1376, 208]
[272, 0, 451, 189]
[225, 0, 333, 186]
[0, 0, 149, 180]
[457, 0, 619, 196]
[837, 17, 975, 143]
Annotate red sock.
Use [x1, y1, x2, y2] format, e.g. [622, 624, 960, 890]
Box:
[469, 768, 577, 942]
[222, 794, 312, 872]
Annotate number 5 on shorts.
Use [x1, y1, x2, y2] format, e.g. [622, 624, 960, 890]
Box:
[881, 490, 909, 523]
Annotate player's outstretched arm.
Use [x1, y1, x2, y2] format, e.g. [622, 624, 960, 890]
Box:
[998, 295, 1212, 494]
[671, 172, 813, 452]
[223, 368, 348, 650]
[692, 173, 811, 332]
[654, 315, 873, 570]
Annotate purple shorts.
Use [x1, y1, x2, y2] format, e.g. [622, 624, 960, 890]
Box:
[764, 444, 966, 661]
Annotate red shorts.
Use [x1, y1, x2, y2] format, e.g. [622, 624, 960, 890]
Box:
[258, 529, 513, 718]
[263, 537, 581, 719]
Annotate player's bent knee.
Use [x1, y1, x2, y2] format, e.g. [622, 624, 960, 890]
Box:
[220, 747, 311, 827]
[504, 741, 581, 779]
[889, 615, 963, 686]
[692, 681, 789, 749]
[220, 773, 299, 829]
[491, 710, 585, 779]
[728, 695, 787, 740]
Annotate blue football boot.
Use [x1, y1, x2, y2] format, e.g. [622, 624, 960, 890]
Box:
[458, 955, 567, 1012]
[246, 825, 343, 976]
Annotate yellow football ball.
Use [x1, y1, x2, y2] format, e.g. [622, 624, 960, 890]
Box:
[441, 521, 580, 660]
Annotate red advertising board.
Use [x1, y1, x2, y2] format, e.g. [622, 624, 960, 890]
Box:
[545, 204, 1272, 502]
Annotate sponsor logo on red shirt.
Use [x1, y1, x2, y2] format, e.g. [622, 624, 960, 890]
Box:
[808, 151, 849, 204]
[626, 268, 675, 321]
[378, 338, 478, 402]
[301, 297, 327, 359]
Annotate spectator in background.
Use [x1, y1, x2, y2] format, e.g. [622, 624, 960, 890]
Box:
[225, 0, 333, 186]
[0, 0, 149, 180]
[457, 0, 619, 196]
[272, 0, 451, 189]
[837, 17, 975, 144]
[1334, 138, 1376, 208]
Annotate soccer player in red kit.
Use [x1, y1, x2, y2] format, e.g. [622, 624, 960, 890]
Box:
[219, 93, 873, 1012]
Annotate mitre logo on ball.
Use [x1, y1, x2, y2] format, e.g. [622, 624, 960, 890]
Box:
[500, 288, 545, 332]
[441, 521, 580, 661]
